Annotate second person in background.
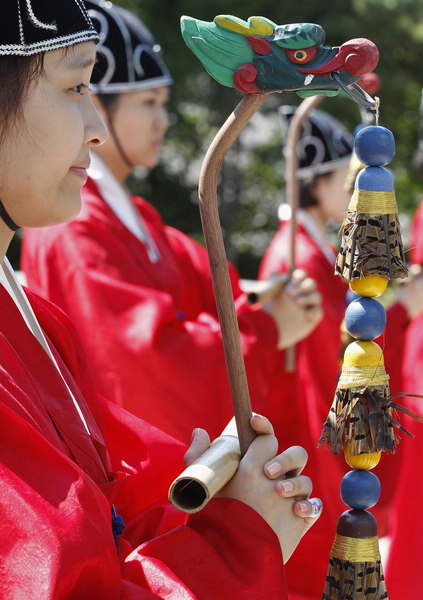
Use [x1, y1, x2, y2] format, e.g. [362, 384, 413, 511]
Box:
[22, 0, 322, 443]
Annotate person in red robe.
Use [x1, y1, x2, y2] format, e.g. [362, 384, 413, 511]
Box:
[258, 108, 353, 598]
[22, 0, 322, 445]
[0, 2, 323, 597]
[384, 134, 423, 600]
[258, 107, 420, 599]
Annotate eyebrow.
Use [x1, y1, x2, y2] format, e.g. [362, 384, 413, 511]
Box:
[61, 52, 96, 71]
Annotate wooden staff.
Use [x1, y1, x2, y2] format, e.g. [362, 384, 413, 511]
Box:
[284, 94, 323, 370]
[198, 93, 269, 456]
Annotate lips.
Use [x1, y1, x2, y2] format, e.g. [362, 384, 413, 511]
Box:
[298, 38, 379, 78]
[72, 160, 91, 170]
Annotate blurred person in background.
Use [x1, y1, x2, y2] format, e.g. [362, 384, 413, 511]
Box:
[22, 0, 322, 444]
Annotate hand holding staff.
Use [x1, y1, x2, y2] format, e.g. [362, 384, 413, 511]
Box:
[170, 414, 323, 562]
[173, 13, 379, 514]
[241, 274, 289, 305]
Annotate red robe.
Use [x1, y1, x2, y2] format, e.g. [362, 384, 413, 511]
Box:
[384, 200, 423, 600]
[22, 177, 278, 443]
[259, 216, 407, 600]
[0, 283, 288, 599]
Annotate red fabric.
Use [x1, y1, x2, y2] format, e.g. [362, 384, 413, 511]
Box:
[22, 177, 278, 443]
[259, 219, 404, 599]
[384, 202, 423, 600]
[0, 284, 288, 599]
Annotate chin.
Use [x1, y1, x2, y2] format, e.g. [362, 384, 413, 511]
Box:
[49, 194, 82, 226]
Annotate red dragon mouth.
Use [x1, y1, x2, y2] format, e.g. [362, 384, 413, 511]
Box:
[298, 38, 379, 78]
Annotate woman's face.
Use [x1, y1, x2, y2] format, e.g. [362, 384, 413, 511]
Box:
[109, 86, 170, 169]
[313, 164, 351, 224]
[0, 42, 107, 228]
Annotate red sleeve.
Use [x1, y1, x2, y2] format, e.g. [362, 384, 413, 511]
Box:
[22, 203, 278, 443]
[375, 301, 409, 395]
[0, 395, 288, 600]
[410, 199, 423, 264]
[124, 498, 287, 600]
[0, 295, 287, 600]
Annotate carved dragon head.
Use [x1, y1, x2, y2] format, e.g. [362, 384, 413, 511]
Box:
[181, 15, 378, 98]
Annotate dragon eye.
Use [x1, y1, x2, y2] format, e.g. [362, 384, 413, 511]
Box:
[286, 47, 318, 64]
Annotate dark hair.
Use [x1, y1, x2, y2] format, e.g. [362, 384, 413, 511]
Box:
[299, 172, 333, 209]
[0, 54, 45, 145]
[96, 93, 120, 114]
[299, 176, 319, 209]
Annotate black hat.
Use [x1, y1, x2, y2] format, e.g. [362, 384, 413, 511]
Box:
[279, 106, 353, 180]
[85, 0, 172, 93]
[0, 0, 99, 56]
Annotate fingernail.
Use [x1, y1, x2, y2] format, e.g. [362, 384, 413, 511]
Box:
[266, 462, 281, 477]
[309, 498, 323, 516]
[299, 502, 309, 513]
[191, 428, 201, 442]
[280, 481, 294, 493]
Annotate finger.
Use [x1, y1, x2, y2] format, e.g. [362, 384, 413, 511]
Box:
[275, 474, 313, 499]
[290, 268, 307, 282]
[297, 277, 318, 294]
[304, 305, 323, 323]
[250, 413, 274, 436]
[184, 428, 211, 467]
[264, 445, 308, 479]
[286, 277, 316, 297]
[245, 429, 279, 468]
[294, 291, 322, 308]
[294, 497, 323, 533]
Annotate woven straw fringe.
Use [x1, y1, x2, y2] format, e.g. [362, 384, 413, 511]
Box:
[322, 555, 388, 600]
[319, 386, 397, 455]
[338, 365, 389, 390]
[348, 190, 398, 215]
[335, 212, 408, 281]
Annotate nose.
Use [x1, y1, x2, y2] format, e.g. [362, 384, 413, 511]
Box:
[298, 38, 379, 77]
[85, 99, 109, 146]
[157, 105, 170, 133]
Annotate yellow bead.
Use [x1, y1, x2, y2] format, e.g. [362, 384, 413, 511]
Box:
[344, 443, 381, 470]
[343, 341, 384, 366]
[349, 273, 388, 297]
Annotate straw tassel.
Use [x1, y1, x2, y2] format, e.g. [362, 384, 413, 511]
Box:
[335, 191, 407, 281]
[322, 510, 388, 600]
[335, 124, 407, 283]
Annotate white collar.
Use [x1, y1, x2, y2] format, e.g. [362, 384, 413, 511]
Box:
[88, 154, 160, 263]
[0, 258, 91, 435]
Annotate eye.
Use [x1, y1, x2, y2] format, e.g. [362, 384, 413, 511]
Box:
[286, 47, 318, 64]
[70, 83, 90, 95]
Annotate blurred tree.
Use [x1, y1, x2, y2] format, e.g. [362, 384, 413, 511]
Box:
[10, 0, 423, 276]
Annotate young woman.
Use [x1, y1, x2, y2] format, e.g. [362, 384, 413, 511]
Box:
[0, 1, 322, 598]
[22, 0, 323, 443]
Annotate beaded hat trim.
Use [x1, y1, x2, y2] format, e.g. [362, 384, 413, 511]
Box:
[279, 105, 353, 180]
[85, 0, 173, 94]
[0, 0, 99, 57]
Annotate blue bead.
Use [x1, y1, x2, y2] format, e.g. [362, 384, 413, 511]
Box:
[355, 166, 394, 192]
[341, 470, 381, 509]
[354, 126, 395, 166]
[345, 289, 360, 305]
[344, 297, 387, 340]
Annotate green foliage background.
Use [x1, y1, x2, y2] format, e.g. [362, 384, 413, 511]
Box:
[12, 0, 423, 275]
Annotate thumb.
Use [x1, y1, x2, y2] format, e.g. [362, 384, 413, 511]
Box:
[184, 428, 211, 467]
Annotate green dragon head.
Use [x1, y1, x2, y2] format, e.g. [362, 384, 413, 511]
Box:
[180, 15, 379, 98]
